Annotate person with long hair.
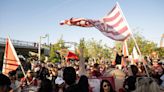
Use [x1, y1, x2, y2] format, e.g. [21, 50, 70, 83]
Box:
[63, 67, 79, 92]
[78, 75, 90, 92]
[123, 65, 139, 92]
[100, 79, 115, 92]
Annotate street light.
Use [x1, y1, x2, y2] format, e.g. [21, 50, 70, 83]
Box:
[45, 34, 49, 45]
[38, 34, 49, 62]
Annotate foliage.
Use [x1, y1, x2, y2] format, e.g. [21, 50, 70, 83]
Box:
[49, 37, 67, 63]
[49, 32, 163, 63]
[77, 38, 113, 62]
[40, 54, 45, 62]
[78, 38, 89, 58]
[155, 47, 164, 58]
[115, 32, 158, 56]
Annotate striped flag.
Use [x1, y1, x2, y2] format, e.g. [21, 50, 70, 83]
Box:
[60, 18, 93, 27]
[60, 3, 131, 41]
[2, 37, 20, 75]
[101, 3, 131, 41]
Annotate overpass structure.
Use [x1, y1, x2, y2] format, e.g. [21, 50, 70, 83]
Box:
[0, 37, 49, 62]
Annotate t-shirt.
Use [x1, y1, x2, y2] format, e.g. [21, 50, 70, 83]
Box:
[115, 53, 123, 64]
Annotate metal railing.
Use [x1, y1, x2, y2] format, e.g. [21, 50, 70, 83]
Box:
[0, 37, 38, 47]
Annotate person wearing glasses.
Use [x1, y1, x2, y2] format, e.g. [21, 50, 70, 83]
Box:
[100, 79, 115, 92]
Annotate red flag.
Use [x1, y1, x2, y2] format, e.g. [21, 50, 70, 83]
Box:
[65, 51, 79, 62]
[2, 37, 20, 75]
[60, 3, 131, 41]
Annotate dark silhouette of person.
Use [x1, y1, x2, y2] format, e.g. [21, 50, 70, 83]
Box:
[115, 51, 123, 65]
[78, 75, 90, 92]
[37, 63, 49, 80]
[38, 79, 53, 92]
[123, 65, 139, 92]
[0, 73, 11, 92]
[63, 67, 79, 92]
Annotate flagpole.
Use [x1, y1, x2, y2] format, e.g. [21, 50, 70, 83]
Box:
[116, 2, 149, 77]
[79, 47, 87, 76]
[116, 2, 141, 55]
[18, 60, 30, 85]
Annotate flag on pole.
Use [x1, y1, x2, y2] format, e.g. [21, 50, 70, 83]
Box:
[65, 51, 79, 62]
[60, 3, 131, 41]
[132, 46, 139, 64]
[2, 37, 20, 75]
[121, 40, 129, 66]
[122, 40, 129, 57]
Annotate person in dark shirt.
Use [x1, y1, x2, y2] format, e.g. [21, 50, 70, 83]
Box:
[78, 75, 90, 92]
[38, 79, 53, 92]
[63, 67, 79, 92]
[115, 52, 123, 65]
[123, 65, 139, 92]
[0, 73, 11, 92]
[37, 63, 49, 80]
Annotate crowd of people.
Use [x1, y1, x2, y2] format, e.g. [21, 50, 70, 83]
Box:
[0, 54, 164, 92]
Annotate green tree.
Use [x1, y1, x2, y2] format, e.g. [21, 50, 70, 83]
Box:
[49, 38, 66, 63]
[86, 39, 103, 62]
[155, 47, 164, 58]
[129, 33, 157, 56]
[115, 32, 157, 56]
[77, 38, 89, 60]
[78, 38, 113, 62]
[40, 54, 45, 62]
[103, 44, 113, 59]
